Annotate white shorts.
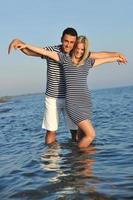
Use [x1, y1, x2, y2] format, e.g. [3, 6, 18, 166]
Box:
[42, 95, 77, 131]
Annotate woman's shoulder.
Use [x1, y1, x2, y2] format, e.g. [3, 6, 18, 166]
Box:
[59, 52, 70, 59]
[57, 52, 71, 65]
[86, 58, 95, 67]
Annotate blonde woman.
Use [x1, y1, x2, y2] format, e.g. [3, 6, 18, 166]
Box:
[14, 36, 127, 148]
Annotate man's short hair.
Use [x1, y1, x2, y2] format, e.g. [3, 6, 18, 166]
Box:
[61, 27, 78, 42]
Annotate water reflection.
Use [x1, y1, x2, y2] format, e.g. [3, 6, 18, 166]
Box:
[75, 147, 96, 178]
[41, 142, 66, 183]
[40, 142, 98, 199]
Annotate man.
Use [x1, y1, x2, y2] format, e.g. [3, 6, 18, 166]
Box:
[8, 27, 127, 144]
[8, 28, 78, 144]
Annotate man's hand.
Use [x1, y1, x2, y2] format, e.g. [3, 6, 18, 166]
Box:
[8, 39, 25, 54]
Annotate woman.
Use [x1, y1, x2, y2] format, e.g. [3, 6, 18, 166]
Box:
[17, 36, 126, 148]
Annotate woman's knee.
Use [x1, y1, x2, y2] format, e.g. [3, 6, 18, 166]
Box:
[78, 120, 96, 138]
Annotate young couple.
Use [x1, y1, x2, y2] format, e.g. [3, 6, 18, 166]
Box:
[8, 27, 127, 148]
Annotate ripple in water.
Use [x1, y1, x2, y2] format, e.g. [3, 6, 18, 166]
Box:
[0, 86, 133, 199]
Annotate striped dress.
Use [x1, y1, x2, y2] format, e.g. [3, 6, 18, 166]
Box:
[59, 53, 95, 125]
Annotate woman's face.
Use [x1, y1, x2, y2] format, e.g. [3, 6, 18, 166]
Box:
[74, 42, 85, 59]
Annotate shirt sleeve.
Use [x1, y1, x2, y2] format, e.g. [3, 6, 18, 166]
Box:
[41, 47, 52, 59]
[57, 52, 67, 64]
[87, 58, 95, 68]
[88, 51, 91, 58]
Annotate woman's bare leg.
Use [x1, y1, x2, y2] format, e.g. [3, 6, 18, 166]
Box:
[78, 120, 96, 148]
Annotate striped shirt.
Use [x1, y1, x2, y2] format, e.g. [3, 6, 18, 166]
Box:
[42, 45, 66, 98]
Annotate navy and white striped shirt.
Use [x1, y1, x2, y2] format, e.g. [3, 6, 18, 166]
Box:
[43, 45, 66, 98]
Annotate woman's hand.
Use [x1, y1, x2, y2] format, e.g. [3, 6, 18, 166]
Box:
[16, 43, 27, 50]
[8, 39, 25, 54]
[117, 55, 128, 65]
[117, 53, 128, 64]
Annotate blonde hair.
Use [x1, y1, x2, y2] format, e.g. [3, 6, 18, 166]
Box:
[72, 35, 90, 67]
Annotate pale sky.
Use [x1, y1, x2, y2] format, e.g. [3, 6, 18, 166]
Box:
[0, 0, 133, 97]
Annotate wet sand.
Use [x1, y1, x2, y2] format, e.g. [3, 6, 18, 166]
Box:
[0, 98, 8, 103]
[0, 96, 13, 103]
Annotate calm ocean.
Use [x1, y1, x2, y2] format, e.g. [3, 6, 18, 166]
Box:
[0, 86, 133, 200]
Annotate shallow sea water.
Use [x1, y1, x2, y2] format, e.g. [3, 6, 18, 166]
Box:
[0, 86, 133, 199]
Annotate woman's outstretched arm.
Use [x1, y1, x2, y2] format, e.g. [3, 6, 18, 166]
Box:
[93, 55, 127, 67]
[90, 51, 127, 64]
[8, 39, 43, 57]
[15, 43, 60, 61]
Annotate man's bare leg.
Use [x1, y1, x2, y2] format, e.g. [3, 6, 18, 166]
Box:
[77, 128, 84, 141]
[70, 129, 78, 142]
[70, 129, 84, 142]
[45, 130, 56, 144]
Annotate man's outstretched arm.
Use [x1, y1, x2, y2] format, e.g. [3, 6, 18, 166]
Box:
[8, 38, 42, 57]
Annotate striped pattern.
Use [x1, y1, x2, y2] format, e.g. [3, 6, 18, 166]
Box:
[43, 45, 66, 98]
[59, 53, 95, 125]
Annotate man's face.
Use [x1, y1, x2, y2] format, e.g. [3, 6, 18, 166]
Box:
[62, 34, 77, 53]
